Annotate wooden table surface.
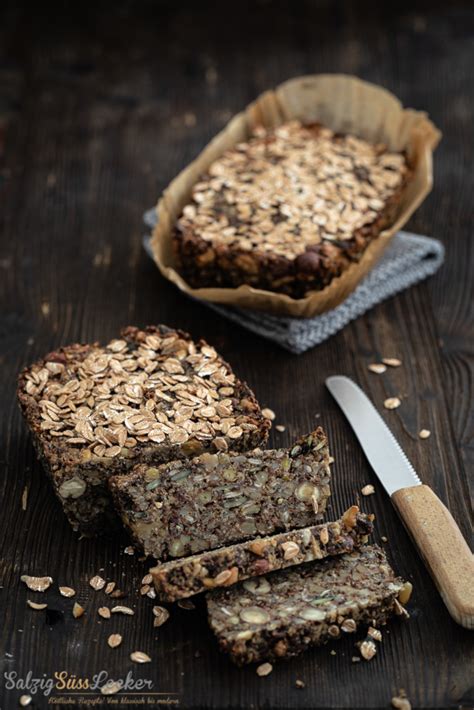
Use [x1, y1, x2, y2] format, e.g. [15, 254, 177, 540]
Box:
[0, 2, 472, 708]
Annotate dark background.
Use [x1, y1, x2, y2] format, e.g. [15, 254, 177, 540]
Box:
[0, 1, 472, 709]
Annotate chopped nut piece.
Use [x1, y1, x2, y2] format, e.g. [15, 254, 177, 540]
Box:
[261, 408, 276, 421]
[275, 424, 286, 432]
[398, 581, 413, 605]
[359, 639, 377, 660]
[59, 586, 76, 598]
[89, 575, 106, 591]
[367, 626, 382, 642]
[124, 546, 135, 555]
[104, 582, 116, 595]
[256, 662, 273, 677]
[108, 634, 123, 648]
[361, 484, 375, 496]
[130, 651, 151, 663]
[419, 429, 431, 439]
[383, 358, 402, 367]
[368, 363, 387, 374]
[152, 606, 170, 627]
[19, 696, 33, 707]
[72, 602, 85, 618]
[21, 575, 53, 592]
[101, 680, 122, 696]
[27, 600, 47, 610]
[295, 679, 305, 689]
[147, 588, 156, 599]
[341, 505, 359, 529]
[381, 536, 388, 543]
[98, 607, 111, 619]
[177, 599, 195, 610]
[111, 605, 134, 616]
[384, 397, 401, 410]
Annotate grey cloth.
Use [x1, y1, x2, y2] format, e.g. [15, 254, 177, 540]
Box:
[143, 209, 444, 354]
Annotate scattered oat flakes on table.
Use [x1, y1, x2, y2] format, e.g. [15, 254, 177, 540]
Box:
[72, 602, 85, 618]
[21, 575, 52, 592]
[384, 397, 401, 410]
[419, 429, 431, 439]
[27, 600, 47, 610]
[111, 605, 134, 616]
[368, 363, 387, 374]
[262, 408, 276, 421]
[383, 358, 402, 367]
[130, 651, 151, 663]
[108, 634, 123, 648]
[89, 575, 106, 590]
[59, 586, 76, 597]
[359, 638, 377, 660]
[256, 662, 273, 677]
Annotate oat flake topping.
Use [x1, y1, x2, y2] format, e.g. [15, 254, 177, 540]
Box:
[177, 121, 408, 259]
[23, 329, 255, 458]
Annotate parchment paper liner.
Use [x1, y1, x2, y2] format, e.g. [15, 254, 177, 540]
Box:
[151, 74, 441, 318]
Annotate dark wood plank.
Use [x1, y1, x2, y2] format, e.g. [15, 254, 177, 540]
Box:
[0, 1, 472, 708]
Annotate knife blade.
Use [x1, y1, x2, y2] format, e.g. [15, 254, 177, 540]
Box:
[326, 375, 421, 496]
[326, 375, 474, 630]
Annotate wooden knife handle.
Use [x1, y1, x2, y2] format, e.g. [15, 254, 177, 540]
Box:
[392, 484, 474, 629]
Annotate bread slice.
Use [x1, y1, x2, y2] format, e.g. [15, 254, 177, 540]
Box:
[206, 545, 406, 665]
[150, 506, 372, 602]
[109, 428, 331, 560]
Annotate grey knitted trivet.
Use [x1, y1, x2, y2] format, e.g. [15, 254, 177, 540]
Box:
[143, 209, 444, 354]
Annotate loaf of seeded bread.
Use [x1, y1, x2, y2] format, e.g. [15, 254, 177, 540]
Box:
[206, 545, 406, 665]
[150, 506, 373, 601]
[174, 121, 411, 298]
[109, 428, 332, 560]
[17, 325, 270, 534]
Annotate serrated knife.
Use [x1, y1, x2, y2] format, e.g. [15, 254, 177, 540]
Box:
[326, 375, 474, 630]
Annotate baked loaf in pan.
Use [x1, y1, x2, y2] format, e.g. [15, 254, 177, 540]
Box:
[206, 545, 405, 665]
[109, 428, 331, 560]
[151, 506, 373, 602]
[174, 121, 410, 298]
[17, 325, 269, 534]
